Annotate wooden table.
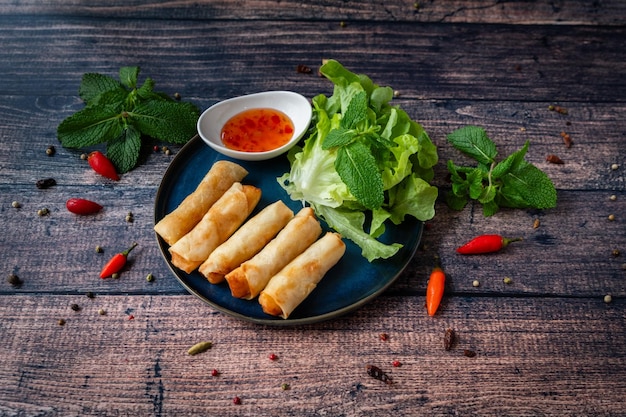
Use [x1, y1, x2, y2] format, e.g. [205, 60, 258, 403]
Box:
[1, 1, 625, 415]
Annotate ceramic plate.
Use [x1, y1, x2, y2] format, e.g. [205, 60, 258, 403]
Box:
[154, 135, 423, 325]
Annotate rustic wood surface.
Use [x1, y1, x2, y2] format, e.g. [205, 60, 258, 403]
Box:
[1, 1, 625, 416]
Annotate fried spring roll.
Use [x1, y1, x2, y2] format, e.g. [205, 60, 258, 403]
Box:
[259, 232, 346, 319]
[169, 183, 261, 273]
[154, 161, 248, 245]
[225, 207, 322, 299]
[199, 201, 295, 284]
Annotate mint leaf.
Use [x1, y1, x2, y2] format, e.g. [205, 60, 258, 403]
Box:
[492, 141, 528, 179]
[57, 105, 123, 148]
[447, 125, 497, 165]
[322, 128, 355, 149]
[499, 161, 557, 209]
[119, 66, 139, 89]
[335, 141, 384, 210]
[79, 73, 124, 104]
[341, 90, 368, 129]
[106, 126, 142, 173]
[131, 100, 199, 144]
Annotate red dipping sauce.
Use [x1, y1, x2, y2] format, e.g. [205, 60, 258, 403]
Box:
[220, 108, 295, 153]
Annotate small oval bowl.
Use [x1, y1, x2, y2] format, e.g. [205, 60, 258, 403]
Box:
[197, 91, 312, 161]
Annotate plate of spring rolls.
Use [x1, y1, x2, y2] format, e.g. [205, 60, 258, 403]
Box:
[154, 135, 423, 325]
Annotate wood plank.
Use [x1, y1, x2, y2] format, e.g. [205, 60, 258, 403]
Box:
[0, 295, 624, 416]
[0, 0, 625, 25]
[0, 17, 625, 102]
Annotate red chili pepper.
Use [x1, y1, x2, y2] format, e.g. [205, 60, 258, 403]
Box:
[426, 266, 445, 316]
[456, 234, 522, 255]
[100, 242, 138, 278]
[88, 151, 119, 181]
[66, 198, 103, 215]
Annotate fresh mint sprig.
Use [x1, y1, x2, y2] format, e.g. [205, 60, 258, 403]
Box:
[446, 125, 557, 216]
[57, 66, 200, 173]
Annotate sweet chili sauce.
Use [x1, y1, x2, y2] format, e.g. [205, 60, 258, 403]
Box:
[220, 108, 295, 152]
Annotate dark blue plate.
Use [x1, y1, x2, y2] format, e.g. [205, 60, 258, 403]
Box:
[154, 135, 423, 325]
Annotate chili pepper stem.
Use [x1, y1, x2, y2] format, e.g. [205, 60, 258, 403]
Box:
[122, 242, 138, 256]
[501, 237, 523, 248]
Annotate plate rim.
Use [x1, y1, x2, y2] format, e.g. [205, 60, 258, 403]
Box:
[154, 135, 423, 326]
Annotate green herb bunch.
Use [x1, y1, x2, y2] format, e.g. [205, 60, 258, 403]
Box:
[57, 66, 200, 173]
[446, 126, 557, 216]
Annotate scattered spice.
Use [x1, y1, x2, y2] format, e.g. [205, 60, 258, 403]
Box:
[608, 214, 615, 221]
[188, 341, 213, 356]
[366, 365, 393, 384]
[111, 273, 120, 279]
[444, 328, 456, 351]
[95, 246, 103, 254]
[503, 277, 513, 285]
[296, 64, 312, 74]
[7, 273, 23, 287]
[37, 208, 50, 217]
[269, 353, 278, 361]
[164, 148, 171, 156]
[546, 154, 564, 164]
[11, 201, 21, 208]
[609, 195, 617, 201]
[127, 314, 135, 320]
[464, 349, 477, 358]
[392, 360, 402, 367]
[612, 249, 620, 257]
[379, 333, 389, 341]
[98, 308, 106, 316]
[70, 303, 81, 312]
[80, 153, 88, 160]
[548, 105, 568, 115]
[604, 294, 612, 304]
[533, 218, 541, 229]
[173, 92, 182, 100]
[36, 178, 56, 189]
[153, 145, 160, 152]
[611, 163, 619, 171]
[86, 291, 95, 299]
[58, 319, 66, 326]
[146, 273, 154, 282]
[281, 383, 290, 390]
[46, 145, 56, 156]
[232, 396, 242, 405]
[472, 280, 480, 288]
[125, 212, 134, 223]
[560, 131, 572, 148]
[211, 369, 220, 377]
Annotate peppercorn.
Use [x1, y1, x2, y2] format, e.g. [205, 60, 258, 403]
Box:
[86, 292, 95, 299]
[37, 208, 50, 217]
[604, 294, 613, 304]
[112, 273, 119, 279]
[11, 201, 21, 208]
[233, 396, 242, 405]
[612, 249, 621, 257]
[146, 273, 154, 282]
[611, 163, 619, 171]
[379, 333, 389, 341]
[533, 218, 541, 229]
[608, 214, 616, 221]
[95, 246, 103, 254]
[503, 277, 513, 284]
[36, 178, 56, 189]
[58, 319, 66, 326]
[125, 212, 134, 223]
[211, 369, 219, 377]
[46, 145, 56, 156]
[80, 153, 88, 160]
[98, 308, 106, 316]
[609, 195, 617, 201]
[472, 280, 480, 287]
[281, 383, 290, 390]
[164, 149, 171, 156]
[464, 349, 477, 358]
[269, 353, 278, 361]
[70, 303, 81, 312]
[392, 360, 402, 367]
[174, 92, 182, 100]
[7, 273, 23, 287]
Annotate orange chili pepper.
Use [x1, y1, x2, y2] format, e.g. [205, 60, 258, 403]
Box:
[426, 266, 445, 316]
[100, 242, 137, 278]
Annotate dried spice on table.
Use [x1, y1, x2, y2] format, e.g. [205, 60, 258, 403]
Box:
[366, 365, 393, 384]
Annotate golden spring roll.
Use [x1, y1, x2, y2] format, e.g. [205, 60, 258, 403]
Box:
[225, 207, 322, 299]
[154, 160, 248, 245]
[199, 200, 295, 284]
[259, 232, 346, 319]
[169, 183, 261, 273]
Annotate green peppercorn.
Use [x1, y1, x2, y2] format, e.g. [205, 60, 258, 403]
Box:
[112, 273, 119, 279]
[95, 245, 103, 253]
[281, 383, 290, 390]
[125, 212, 134, 223]
[146, 273, 154, 282]
[503, 277, 513, 285]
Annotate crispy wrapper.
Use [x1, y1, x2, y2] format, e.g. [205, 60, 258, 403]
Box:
[168, 183, 261, 273]
[199, 201, 294, 284]
[258, 232, 346, 319]
[225, 207, 321, 299]
[154, 161, 248, 245]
